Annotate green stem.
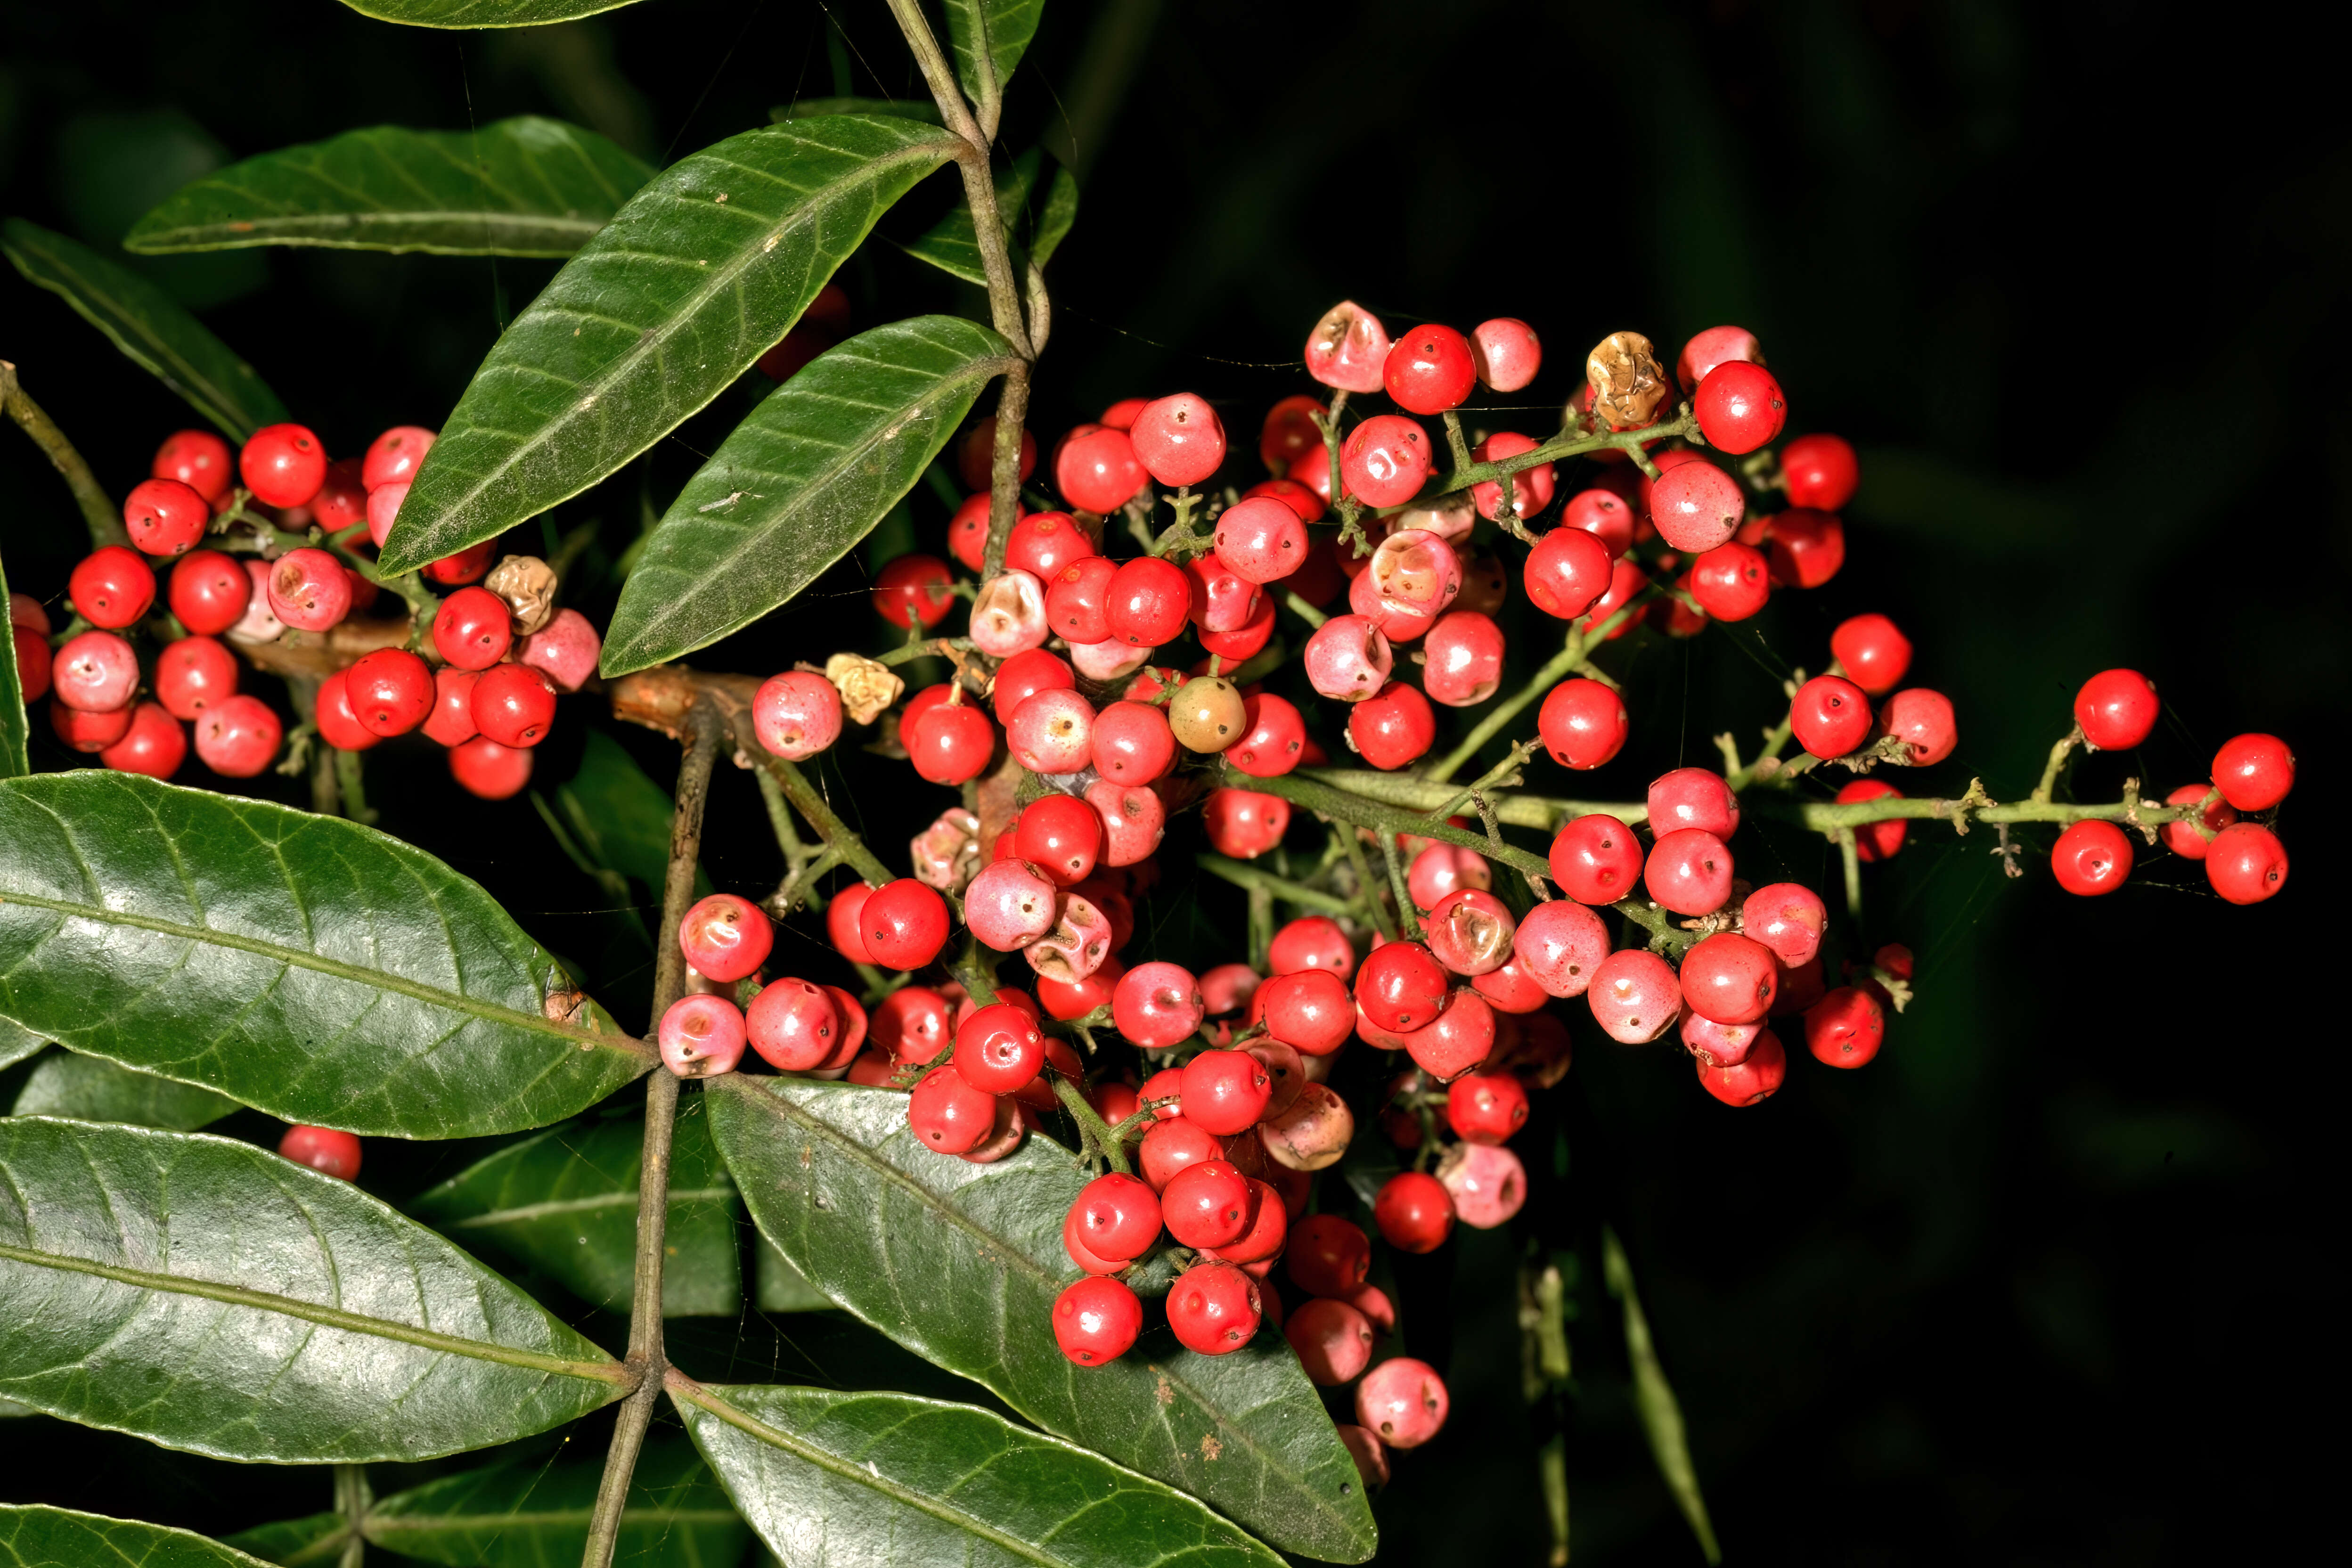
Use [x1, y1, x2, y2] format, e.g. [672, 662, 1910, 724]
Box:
[751, 752, 893, 887]
[1282, 591, 1329, 629]
[1380, 829, 1422, 940]
[1301, 768, 1646, 831]
[1742, 780, 2209, 833]
[334, 749, 376, 826]
[1424, 592, 1651, 784]
[2031, 726, 2082, 803]
[1725, 709, 1797, 792]
[1, 360, 125, 548]
[1197, 853, 1361, 917]
[334, 1463, 370, 1568]
[1051, 1074, 1129, 1176]
[1232, 765, 1556, 882]
[1336, 817, 1397, 941]
[1422, 740, 1541, 823]
[1417, 410, 1699, 511]
[1838, 832, 1863, 923]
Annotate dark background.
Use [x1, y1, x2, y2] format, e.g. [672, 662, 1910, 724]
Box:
[2, 1, 2343, 1563]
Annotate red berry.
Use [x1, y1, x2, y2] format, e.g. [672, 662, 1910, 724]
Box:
[989, 645, 1074, 727]
[265, 548, 352, 633]
[1199, 580, 1282, 662]
[1372, 1170, 1455, 1254]
[1645, 828, 1733, 915]
[872, 554, 955, 630]
[1052, 1275, 1142, 1366]
[422, 668, 480, 747]
[1536, 676, 1629, 770]
[309, 458, 368, 536]
[1470, 317, 1542, 392]
[1216, 692, 1300, 778]
[1055, 425, 1147, 513]
[858, 878, 947, 971]
[448, 735, 532, 799]
[1253, 969, 1349, 1057]
[1804, 987, 1884, 1068]
[678, 893, 773, 983]
[1576, 556, 1650, 640]
[122, 478, 211, 557]
[1512, 900, 1610, 998]
[1676, 326, 1763, 392]
[98, 702, 185, 778]
[1303, 614, 1395, 703]
[1830, 612, 1912, 695]
[1741, 882, 1827, 967]
[51, 630, 138, 713]
[1780, 433, 1859, 511]
[1214, 495, 1310, 584]
[2204, 822, 2288, 905]
[315, 669, 381, 753]
[1383, 324, 1477, 415]
[1258, 394, 1326, 474]
[194, 693, 282, 777]
[1178, 1049, 1271, 1136]
[956, 416, 1038, 492]
[2051, 819, 2133, 896]
[1789, 674, 1872, 758]
[1004, 512, 1090, 579]
[361, 425, 436, 490]
[873, 987, 954, 1063]
[1837, 778, 1908, 860]
[50, 696, 131, 752]
[1881, 687, 1958, 766]
[1168, 1260, 1262, 1355]
[1265, 919, 1350, 984]
[1104, 556, 1189, 647]
[2211, 733, 2294, 812]
[1648, 459, 1745, 553]
[946, 493, 991, 571]
[421, 540, 495, 587]
[908, 1063, 996, 1154]
[1698, 1029, 1787, 1106]
[1200, 786, 1289, 859]
[744, 978, 842, 1071]
[1069, 1172, 1163, 1263]
[1679, 931, 1779, 1025]
[344, 647, 433, 737]
[1138, 1116, 1222, 1192]
[745, 669, 840, 760]
[1286, 1213, 1371, 1298]
[366, 483, 408, 548]
[164, 550, 248, 637]
[1549, 813, 1643, 904]
[1304, 301, 1393, 393]
[1286, 1297, 1376, 1386]
[906, 698, 997, 785]
[954, 857, 1058, 956]
[1041, 554, 1116, 645]
[1339, 415, 1430, 508]
[1162, 1159, 1254, 1248]
[1688, 541, 1771, 621]
[1183, 555, 1262, 634]
[1588, 948, 1682, 1044]
[1648, 768, 1740, 840]
[152, 429, 234, 502]
[1445, 1073, 1528, 1145]
[954, 1002, 1046, 1093]
[1110, 961, 1205, 1052]
[1006, 687, 1094, 775]
[431, 586, 512, 670]
[1561, 487, 1634, 558]
[658, 993, 747, 1078]
[1693, 359, 1787, 454]
[1347, 681, 1436, 771]
[1127, 392, 1226, 488]
[2074, 669, 2160, 751]
[279, 1125, 362, 1180]
[70, 546, 156, 629]
[2158, 785, 2237, 860]
[1402, 991, 1495, 1079]
[1356, 940, 1448, 1033]
[1086, 780, 1166, 866]
[1764, 508, 1845, 588]
[1423, 889, 1515, 977]
[1523, 526, 1613, 621]
[471, 663, 557, 748]
[240, 423, 328, 508]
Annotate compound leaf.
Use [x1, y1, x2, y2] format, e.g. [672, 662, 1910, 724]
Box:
[678, 1380, 1283, 1568]
[377, 115, 963, 575]
[124, 117, 653, 259]
[9, 1048, 239, 1131]
[706, 1077, 1378, 1563]
[0, 771, 650, 1139]
[0, 218, 288, 440]
[0, 1118, 624, 1462]
[0, 1504, 271, 1567]
[599, 315, 1013, 676]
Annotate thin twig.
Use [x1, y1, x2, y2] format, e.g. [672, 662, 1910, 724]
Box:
[2, 359, 125, 548]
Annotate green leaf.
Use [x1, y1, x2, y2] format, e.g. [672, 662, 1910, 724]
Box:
[706, 1078, 1378, 1563]
[774, 97, 943, 125]
[679, 1380, 1284, 1568]
[945, 0, 1046, 127]
[0, 218, 288, 441]
[0, 547, 26, 780]
[0, 771, 650, 1138]
[228, 1441, 747, 1567]
[555, 728, 684, 898]
[124, 117, 655, 259]
[0, 1504, 273, 1567]
[10, 1048, 239, 1131]
[1604, 1226, 1722, 1566]
[0, 1118, 624, 1461]
[1029, 161, 1079, 271]
[755, 1236, 831, 1312]
[409, 1102, 742, 1317]
[0, 1024, 40, 1074]
[332, 0, 649, 26]
[377, 116, 965, 575]
[599, 316, 1013, 676]
[899, 148, 1077, 287]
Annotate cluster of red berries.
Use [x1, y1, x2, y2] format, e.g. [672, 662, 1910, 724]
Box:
[9, 421, 604, 799]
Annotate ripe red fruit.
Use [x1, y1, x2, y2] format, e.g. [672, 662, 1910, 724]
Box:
[2204, 823, 2288, 905]
[70, 546, 156, 629]
[1698, 1029, 1788, 1106]
[1523, 526, 1613, 620]
[908, 1063, 996, 1154]
[678, 893, 773, 982]
[51, 698, 132, 753]
[1562, 487, 1635, 558]
[1070, 1172, 1163, 1262]
[1512, 903, 1609, 1007]
[279, 1125, 362, 1180]
[1742, 882, 1828, 967]
[51, 630, 138, 713]
[1688, 541, 1771, 621]
[872, 554, 955, 629]
[1168, 1260, 1263, 1356]
[1679, 932, 1779, 1025]
[2074, 669, 2160, 751]
[1340, 415, 1431, 508]
[193, 694, 282, 777]
[1304, 300, 1392, 393]
[1588, 948, 1683, 1044]
[1881, 687, 1958, 766]
[1648, 767, 1740, 840]
[1837, 778, 1908, 860]
[1259, 393, 1326, 474]
[1470, 317, 1542, 392]
[2158, 785, 2236, 860]
[1139, 1117, 1223, 1192]
[1179, 1049, 1272, 1135]
[1648, 459, 1745, 553]
[1421, 612, 1504, 708]
[744, 978, 842, 1071]
[166, 551, 250, 636]
[472, 663, 557, 748]
[1402, 991, 1495, 1079]
[1693, 359, 1787, 453]
[422, 540, 495, 587]
[1221, 692, 1305, 776]
[310, 458, 367, 535]
[1790, 674, 1873, 758]
[1102, 556, 1188, 647]
[366, 483, 408, 548]
[1127, 392, 1226, 487]
[430, 586, 512, 670]
[659, 994, 747, 1078]
[1052, 1275, 1142, 1366]
[12, 626, 50, 703]
[1281, 1295, 1374, 1386]
[1287, 1213, 1372, 1297]
[1830, 612, 1912, 695]
[863, 878, 951, 970]
[239, 423, 328, 508]
[906, 698, 996, 785]
[946, 493, 991, 571]
[1212, 495, 1311, 585]
[1347, 681, 1436, 770]
[449, 735, 533, 799]
[1536, 677, 1629, 770]
[1764, 508, 1845, 588]
[956, 415, 1038, 491]
[1805, 987, 1884, 1068]
[874, 988, 954, 1063]
[1006, 687, 1094, 775]
[1055, 425, 1148, 513]
[954, 1002, 1046, 1093]
[265, 548, 352, 633]
[99, 702, 186, 778]
[1445, 1073, 1529, 1144]
[1004, 512, 1089, 579]
[1303, 614, 1395, 703]
[1423, 889, 1515, 977]
[1162, 1159, 1255, 1248]
[2210, 733, 2294, 811]
[1372, 1170, 1455, 1254]
[418, 668, 478, 747]
[1577, 555, 1650, 640]
[314, 670, 380, 752]
[152, 428, 235, 502]
[1549, 813, 1644, 905]
[1200, 787, 1289, 859]
[1269, 915, 1354, 980]
[1780, 433, 1859, 511]
[122, 478, 211, 556]
[1086, 780, 1165, 866]
[361, 425, 436, 490]
[1356, 941, 1449, 1034]
[2051, 819, 2133, 896]
[1258, 969, 1354, 1056]
[1113, 961, 1207, 1051]
[1015, 792, 1102, 886]
[343, 648, 433, 737]
[1384, 323, 1478, 415]
[1676, 325, 1763, 392]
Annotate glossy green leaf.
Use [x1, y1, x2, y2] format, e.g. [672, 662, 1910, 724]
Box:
[0, 771, 650, 1138]
[755, 1237, 831, 1312]
[0, 1505, 272, 1567]
[10, 1048, 239, 1131]
[1604, 1227, 1722, 1566]
[774, 97, 943, 125]
[901, 148, 1078, 286]
[600, 316, 1013, 675]
[679, 1380, 1283, 1568]
[555, 728, 683, 898]
[124, 118, 654, 259]
[706, 1078, 1378, 1562]
[227, 1441, 746, 1567]
[409, 1103, 741, 1317]
[0, 548, 25, 780]
[0, 1118, 624, 1461]
[945, 0, 1046, 127]
[0, 1024, 39, 1074]
[333, 0, 648, 26]
[0, 218, 287, 441]
[377, 116, 964, 575]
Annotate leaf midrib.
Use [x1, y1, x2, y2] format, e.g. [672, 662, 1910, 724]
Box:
[715, 1078, 1343, 1535]
[0, 1241, 625, 1385]
[136, 209, 611, 241]
[367, 1505, 740, 1535]
[0, 888, 649, 1066]
[435, 1186, 733, 1228]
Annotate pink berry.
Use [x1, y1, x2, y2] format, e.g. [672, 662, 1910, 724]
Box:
[678, 893, 774, 983]
[1304, 301, 1392, 394]
[1303, 614, 1394, 703]
[1423, 889, 1516, 977]
[1113, 962, 1207, 1052]
[1183, 555, 1262, 634]
[1356, 1358, 1449, 1449]
[1511, 900, 1610, 998]
[1647, 459, 1744, 553]
[965, 858, 1062, 951]
[194, 693, 281, 777]
[265, 548, 352, 633]
[1588, 948, 1682, 1044]
[1644, 828, 1734, 915]
[1468, 432, 1555, 523]
[1741, 882, 1827, 967]
[745, 978, 843, 1071]
[1407, 843, 1489, 908]
[1213, 495, 1309, 584]
[1127, 392, 1225, 487]
[1339, 415, 1430, 508]
[753, 670, 844, 760]
[361, 425, 436, 490]
[1368, 528, 1462, 618]
[659, 994, 746, 1078]
[1675, 325, 1763, 392]
[969, 569, 1051, 659]
[1086, 780, 1166, 866]
[1470, 317, 1542, 392]
[1007, 687, 1096, 775]
[51, 630, 138, 713]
